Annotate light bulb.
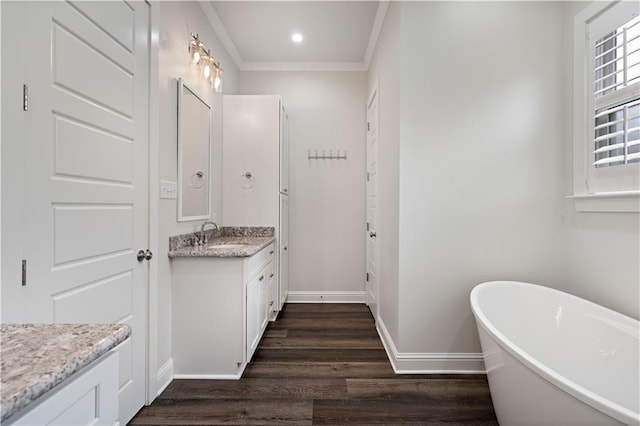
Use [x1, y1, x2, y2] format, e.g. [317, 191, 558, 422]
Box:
[192, 50, 200, 64]
[292, 33, 303, 43]
[203, 63, 211, 78]
[213, 68, 223, 92]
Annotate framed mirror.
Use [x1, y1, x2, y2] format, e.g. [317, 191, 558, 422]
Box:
[177, 78, 212, 221]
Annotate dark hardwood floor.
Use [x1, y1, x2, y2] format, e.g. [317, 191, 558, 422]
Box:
[130, 303, 498, 425]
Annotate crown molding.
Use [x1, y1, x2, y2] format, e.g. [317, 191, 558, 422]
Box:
[199, 1, 243, 69]
[364, 0, 390, 69]
[241, 61, 367, 72]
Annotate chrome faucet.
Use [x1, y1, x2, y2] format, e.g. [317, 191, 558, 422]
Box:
[199, 221, 219, 244]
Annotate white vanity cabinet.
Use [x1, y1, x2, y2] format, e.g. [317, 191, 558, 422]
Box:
[171, 243, 275, 379]
[223, 96, 290, 316]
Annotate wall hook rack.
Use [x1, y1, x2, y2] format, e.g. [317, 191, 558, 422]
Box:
[307, 149, 347, 160]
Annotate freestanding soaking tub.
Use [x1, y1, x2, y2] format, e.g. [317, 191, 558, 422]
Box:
[470, 281, 639, 425]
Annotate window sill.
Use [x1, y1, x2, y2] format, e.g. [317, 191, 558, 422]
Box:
[567, 192, 640, 213]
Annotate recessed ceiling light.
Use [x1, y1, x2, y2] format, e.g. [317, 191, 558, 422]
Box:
[291, 33, 303, 43]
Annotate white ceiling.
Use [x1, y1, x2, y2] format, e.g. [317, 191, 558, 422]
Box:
[203, 1, 389, 71]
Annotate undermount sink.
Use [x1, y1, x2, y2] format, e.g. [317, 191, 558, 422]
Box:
[207, 243, 250, 250]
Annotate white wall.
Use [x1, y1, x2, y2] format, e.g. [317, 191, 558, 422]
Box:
[561, 2, 640, 320]
[396, 1, 567, 356]
[239, 71, 367, 296]
[367, 2, 401, 346]
[157, 1, 239, 390]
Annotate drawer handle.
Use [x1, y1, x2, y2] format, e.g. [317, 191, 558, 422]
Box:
[269, 301, 274, 306]
[284, 246, 288, 251]
[269, 250, 274, 254]
[269, 273, 274, 278]
[259, 275, 264, 281]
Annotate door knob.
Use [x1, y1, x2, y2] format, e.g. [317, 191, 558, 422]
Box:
[137, 249, 153, 262]
[369, 232, 377, 238]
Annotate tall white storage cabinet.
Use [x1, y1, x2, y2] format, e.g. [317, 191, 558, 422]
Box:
[223, 96, 289, 316]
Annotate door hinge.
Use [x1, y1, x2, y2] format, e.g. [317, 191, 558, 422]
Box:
[366, 172, 370, 181]
[366, 222, 370, 231]
[367, 122, 370, 131]
[366, 272, 369, 282]
[23, 84, 29, 111]
[21, 260, 27, 286]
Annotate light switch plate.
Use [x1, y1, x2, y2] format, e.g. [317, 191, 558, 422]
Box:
[160, 180, 177, 199]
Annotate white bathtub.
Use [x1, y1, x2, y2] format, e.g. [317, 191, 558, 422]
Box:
[470, 281, 640, 425]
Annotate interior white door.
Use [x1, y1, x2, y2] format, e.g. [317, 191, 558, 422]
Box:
[24, 2, 149, 423]
[366, 82, 379, 321]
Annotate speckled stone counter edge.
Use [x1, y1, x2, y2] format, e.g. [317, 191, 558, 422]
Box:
[168, 235, 275, 258]
[1, 324, 131, 422]
[168, 227, 275, 258]
[169, 226, 275, 251]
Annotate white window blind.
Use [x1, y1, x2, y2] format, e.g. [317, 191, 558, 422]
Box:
[592, 14, 640, 169]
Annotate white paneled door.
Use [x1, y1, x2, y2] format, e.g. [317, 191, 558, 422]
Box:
[24, 2, 149, 424]
[366, 82, 379, 321]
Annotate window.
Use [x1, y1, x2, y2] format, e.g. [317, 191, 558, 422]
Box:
[573, 1, 640, 212]
[592, 15, 640, 169]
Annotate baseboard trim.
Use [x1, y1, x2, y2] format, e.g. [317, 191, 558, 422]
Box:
[376, 316, 401, 372]
[286, 291, 366, 303]
[173, 373, 242, 380]
[156, 359, 173, 397]
[376, 318, 486, 374]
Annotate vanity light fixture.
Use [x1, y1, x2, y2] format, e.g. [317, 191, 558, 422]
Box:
[189, 33, 224, 92]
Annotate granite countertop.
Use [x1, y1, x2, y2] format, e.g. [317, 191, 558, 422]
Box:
[0, 323, 131, 423]
[168, 226, 276, 258]
[168, 236, 275, 258]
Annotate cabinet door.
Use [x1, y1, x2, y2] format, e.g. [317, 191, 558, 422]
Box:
[246, 274, 260, 361]
[10, 352, 118, 426]
[267, 263, 275, 319]
[279, 104, 289, 194]
[279, 194, 289, 310]
[280, 243, 289, 308]
[259, 262, 273, 331]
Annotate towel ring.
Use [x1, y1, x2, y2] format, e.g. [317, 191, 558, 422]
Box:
[239, 171, 255, 189]
[189, 170, 205, 189]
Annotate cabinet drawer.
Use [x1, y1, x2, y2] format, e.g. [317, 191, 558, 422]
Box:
[248, 243, 275, 281]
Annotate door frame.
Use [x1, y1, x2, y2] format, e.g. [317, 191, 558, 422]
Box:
[365, 79, 380, 322]
[147, 0, 160, 405]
